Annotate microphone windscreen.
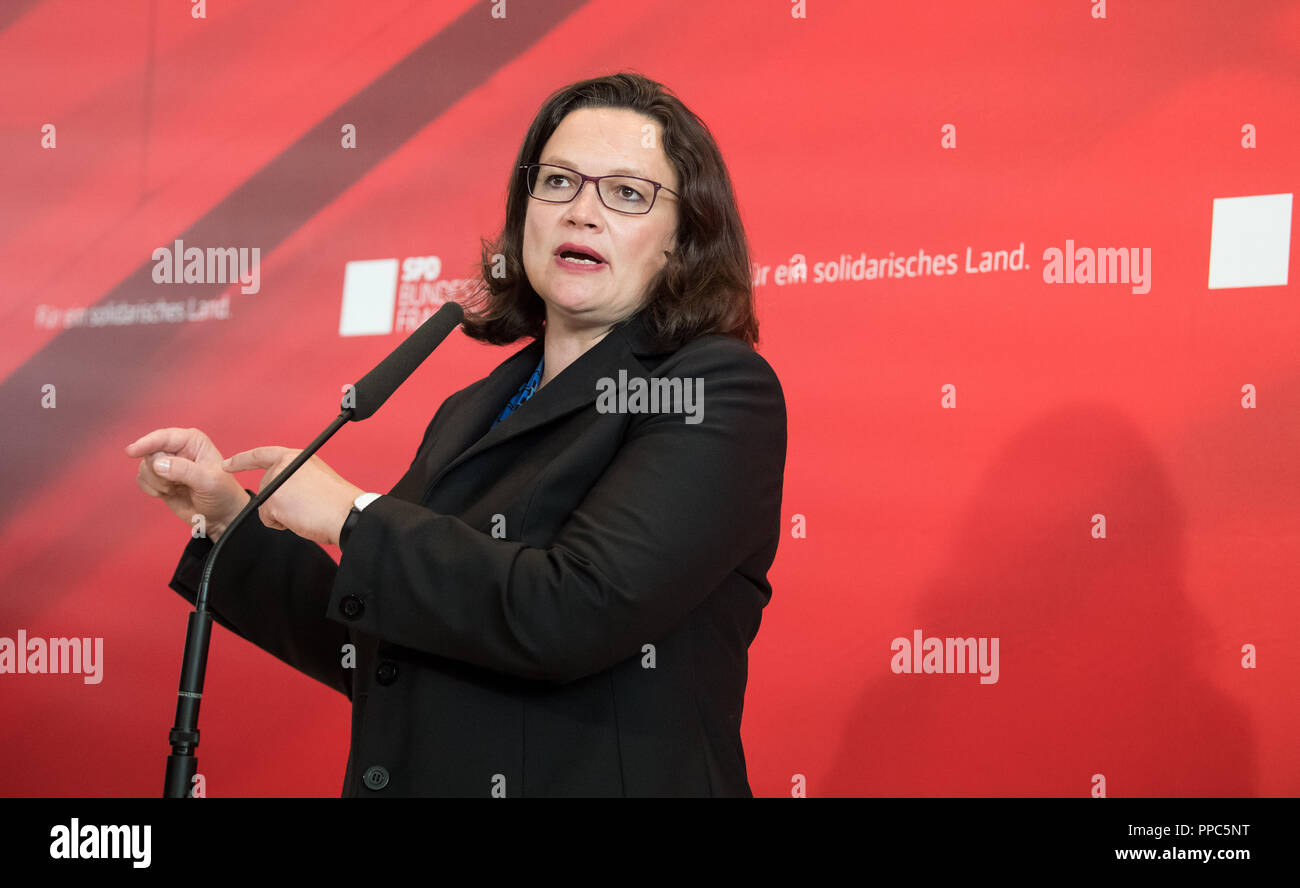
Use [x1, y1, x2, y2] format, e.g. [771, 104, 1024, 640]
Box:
[348, 301, 464, 421]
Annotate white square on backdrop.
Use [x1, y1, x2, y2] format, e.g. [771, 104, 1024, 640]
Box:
[339, 258, 399, 336]
[1207, 193, 1292, 289]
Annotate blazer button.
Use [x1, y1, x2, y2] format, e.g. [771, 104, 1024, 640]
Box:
[339, 595, 365, 620]
[375, 661, 399, 685]
[362, 765, 389, 791]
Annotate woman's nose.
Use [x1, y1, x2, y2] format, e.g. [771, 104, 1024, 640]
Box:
[563, 180, 605, 222]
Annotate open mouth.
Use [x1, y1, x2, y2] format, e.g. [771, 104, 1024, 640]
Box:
[555, 244, 607, 267]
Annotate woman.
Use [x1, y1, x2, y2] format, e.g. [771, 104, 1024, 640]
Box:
[126, 72, 786, 797]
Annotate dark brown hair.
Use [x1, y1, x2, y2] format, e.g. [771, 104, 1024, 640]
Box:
[459, 71, 758, 350]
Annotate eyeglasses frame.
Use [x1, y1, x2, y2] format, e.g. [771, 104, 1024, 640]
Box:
[519, 162, 680, 215]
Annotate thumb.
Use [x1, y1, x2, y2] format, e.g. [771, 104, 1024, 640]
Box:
[153, 452, 202, 487]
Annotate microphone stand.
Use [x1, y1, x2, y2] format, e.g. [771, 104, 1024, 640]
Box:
[162, 408, 353, 798]
[159, 299, 462, 797]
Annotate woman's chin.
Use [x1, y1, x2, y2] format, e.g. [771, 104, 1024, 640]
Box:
[542, 286, 606, 315]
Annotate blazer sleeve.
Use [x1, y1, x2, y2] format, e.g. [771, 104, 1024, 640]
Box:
[164, 395, 455, 699]
[167, 500, 355, 701]
[329, 338, 787, 684]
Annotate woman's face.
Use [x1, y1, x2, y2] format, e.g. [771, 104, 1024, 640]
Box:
[522, 107, 680, 331]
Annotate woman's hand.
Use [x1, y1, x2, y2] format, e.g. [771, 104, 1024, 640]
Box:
[221, 446, 363, 548]
[126, 427, 251, 542]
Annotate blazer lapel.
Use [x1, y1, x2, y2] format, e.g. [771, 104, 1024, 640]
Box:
[413, 337, 542, 500]
[420, 306, 672, 503]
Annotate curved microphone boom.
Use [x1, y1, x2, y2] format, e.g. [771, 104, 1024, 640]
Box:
[162, 300, 465, 798]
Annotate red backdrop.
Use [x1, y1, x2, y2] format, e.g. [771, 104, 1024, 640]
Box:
[1, 0, 1296, 797]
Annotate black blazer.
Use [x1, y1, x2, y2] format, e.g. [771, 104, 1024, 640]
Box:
[168, 307, 787, 797]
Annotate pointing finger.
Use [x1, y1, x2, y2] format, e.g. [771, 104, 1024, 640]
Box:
[223, 446, 287, 473]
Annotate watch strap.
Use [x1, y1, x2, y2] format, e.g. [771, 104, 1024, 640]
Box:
[339, 505, 363, 549]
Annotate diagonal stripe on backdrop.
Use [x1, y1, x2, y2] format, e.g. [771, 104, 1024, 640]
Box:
[0, 0, 588, 537]
[0, 0, 43, 34]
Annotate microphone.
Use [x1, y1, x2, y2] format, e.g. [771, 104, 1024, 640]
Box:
[162, 300, 464, 798]
[349, 301, 465, 420]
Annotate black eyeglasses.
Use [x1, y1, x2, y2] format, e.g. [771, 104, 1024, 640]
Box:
[519, 163, 679, 215]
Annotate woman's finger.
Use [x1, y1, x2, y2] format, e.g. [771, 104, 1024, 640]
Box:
[223, 445, 289, 474]
[258, 503, 284, 531]
[137, 458, 175, 496]
[125, 427, 201, 459]
[152, 453, 207, 490]
[136, 471, 168, 499]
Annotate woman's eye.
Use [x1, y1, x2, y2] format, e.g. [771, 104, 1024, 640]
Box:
[618, 186, 644, 201]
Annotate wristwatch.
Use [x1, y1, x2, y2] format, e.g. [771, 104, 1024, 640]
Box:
[339, 492, 381, 548]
